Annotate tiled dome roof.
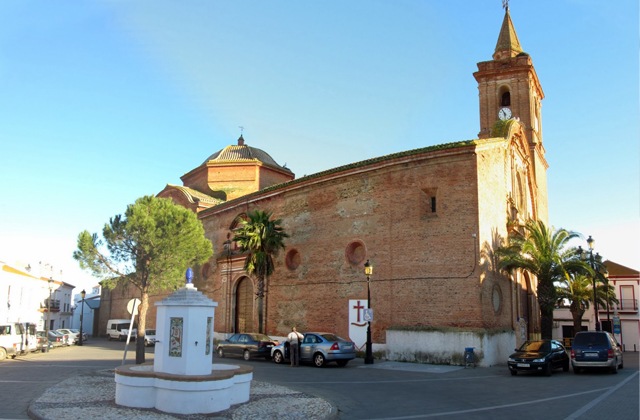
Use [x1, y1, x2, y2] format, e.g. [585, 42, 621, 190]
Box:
[203, 135, 292, 173]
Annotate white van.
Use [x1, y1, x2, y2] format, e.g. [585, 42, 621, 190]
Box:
[0, 324, 21, 360]
[106, 319, 137, 341]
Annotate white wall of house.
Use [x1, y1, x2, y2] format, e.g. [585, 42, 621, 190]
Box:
[0, 261, 74, 332]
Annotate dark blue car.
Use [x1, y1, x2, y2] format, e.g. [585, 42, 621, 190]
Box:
[508, 339, 569, 376]
[571, 331, 623, 374]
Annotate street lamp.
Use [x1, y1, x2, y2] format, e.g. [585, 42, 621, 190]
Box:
[364, 260, 374, 365]
[78, 289, 86, 346]
[577, 235, 602, 331]
[603, 272, 611, 332]
[45, 278, 54, 352]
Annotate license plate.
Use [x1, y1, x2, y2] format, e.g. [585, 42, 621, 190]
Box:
[585, 352, 598, 358]
[516, 363, 530, 368]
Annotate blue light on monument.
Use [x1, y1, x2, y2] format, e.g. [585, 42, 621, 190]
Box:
[186, 267, 194, 284]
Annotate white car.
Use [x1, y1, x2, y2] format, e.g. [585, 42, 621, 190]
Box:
[69, 329, 88, 343]
[56, 329, 80, 345]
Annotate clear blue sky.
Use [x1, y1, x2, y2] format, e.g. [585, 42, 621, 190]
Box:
[1, 0, 638, 291]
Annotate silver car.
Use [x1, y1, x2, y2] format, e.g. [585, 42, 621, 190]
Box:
[271, 332, 356, 367]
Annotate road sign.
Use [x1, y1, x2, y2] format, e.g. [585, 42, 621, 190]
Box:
[127, 298, 141, 316]
[613, 315, 621, 334]
[364, 308, 373, 322]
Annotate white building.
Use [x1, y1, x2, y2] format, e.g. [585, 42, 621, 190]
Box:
[0, 261, 74, 332]
[553, 260, 639, 351]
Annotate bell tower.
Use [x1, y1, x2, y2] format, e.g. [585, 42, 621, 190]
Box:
[473, 4, 544, 148]
[474, 3, 549, 223]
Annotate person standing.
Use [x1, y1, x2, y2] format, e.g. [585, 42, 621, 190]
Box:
[287, 326, 304, 366]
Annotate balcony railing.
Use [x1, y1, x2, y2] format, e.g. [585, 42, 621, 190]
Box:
[598, 299, 638, 313]
[41, 299, 61, 312]
[618, 299, 638, 311]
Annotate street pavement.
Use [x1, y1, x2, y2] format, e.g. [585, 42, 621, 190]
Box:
[0, 338, 638, 419]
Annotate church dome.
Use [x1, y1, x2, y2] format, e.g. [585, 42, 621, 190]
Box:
[203, 135, 292, 173]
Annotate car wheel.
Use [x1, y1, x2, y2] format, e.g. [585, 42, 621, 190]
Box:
[216, 347, 225, 358]
[573, 366, 580, 374]
[313, 353, 325, 367]
[611, 359, 618, 374]
[510, 369, 517, 376]
[337, 360, 349, 367]
[243, 350, 251, 361]
[272, 350, 284, 364]
[544, 362, 552, 376]
[619, 359, 624, 369]
[563, 361, 570, 372]
[0, 347, 6, 361]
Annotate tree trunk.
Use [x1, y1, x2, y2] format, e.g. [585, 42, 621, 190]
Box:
[257, 296, 264, 334]
[570, 303, 585, 337]
[257, 277, 265, 334]
[540, 308, 553, 339]
[538, 279, 556, 339]
[135, 292, 148, 364]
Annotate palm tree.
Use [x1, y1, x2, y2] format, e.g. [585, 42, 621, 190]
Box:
[555, 273, 593, 336]
[496, 219, 587, 339]
[233, 210, 289, 334]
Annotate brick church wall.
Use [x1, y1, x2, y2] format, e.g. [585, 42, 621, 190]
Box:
[198, 141, 515, 343]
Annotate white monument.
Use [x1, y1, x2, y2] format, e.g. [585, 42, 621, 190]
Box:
[114, 269, 253, 415]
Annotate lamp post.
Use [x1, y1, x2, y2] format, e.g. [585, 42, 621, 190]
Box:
[78, 289, 86, 346]
[603, 272, 611, 333]
[364, 260, 374, 365]
[45, 278, 54, 352]
[577, 235, 601, 331]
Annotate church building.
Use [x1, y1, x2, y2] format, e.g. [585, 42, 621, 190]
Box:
[100, 6, 548, 365]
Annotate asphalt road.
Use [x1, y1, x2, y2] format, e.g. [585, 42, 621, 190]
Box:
[1, 338, 638, 420]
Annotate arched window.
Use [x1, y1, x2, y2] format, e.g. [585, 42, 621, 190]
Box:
[501, 91, 511, 106]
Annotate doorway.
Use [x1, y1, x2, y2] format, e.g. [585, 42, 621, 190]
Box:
[234, 277, 254, 332]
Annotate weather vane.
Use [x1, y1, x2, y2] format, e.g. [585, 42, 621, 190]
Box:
[239, 126, 244, 135]
[502, 0, 509, 10]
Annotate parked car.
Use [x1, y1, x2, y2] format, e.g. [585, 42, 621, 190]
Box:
[144, 329, 157, 347]
[69, 329, 88, 343]
[571, 330, 624, 374]
[57, 329, 81, 345]
[39, 330, 65, 348]
[271, 332, 356, 367]
[35, 331, 52, 351]
[507, 339, 569, 376]
[216, 333, 278, 360]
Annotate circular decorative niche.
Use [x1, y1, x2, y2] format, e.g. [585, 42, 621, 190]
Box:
[285, 249, 301, 271]
[492, 284, 502, 314]
[345, 241, 366, 265]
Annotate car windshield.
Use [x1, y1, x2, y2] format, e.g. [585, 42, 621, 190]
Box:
[519, 341, 549, 352]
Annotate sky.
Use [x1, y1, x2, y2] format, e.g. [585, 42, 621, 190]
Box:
[0, 0, 638, 292]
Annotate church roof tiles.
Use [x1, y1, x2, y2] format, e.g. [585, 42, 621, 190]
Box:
[493, 7, 524, 60]
[203, 135, 292, 173]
